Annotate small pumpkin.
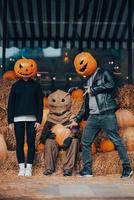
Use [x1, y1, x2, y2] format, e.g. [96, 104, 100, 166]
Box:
[100, 139, 115, 152]
[3, 70, 17, 80]
[37, 143, 45, 152]
[41, 108, 49, 128]
[14, 57, 37, 78]
[74, 52, 97, 76]
[0, 134, 7, 164]
[43, 96, 48, 108]
[51, 124, 71, 147]
[116, 109, 134, 128]
[71, 89, 83, 99]
[79, 120, 87, 129]
[24, 142, 28, 158]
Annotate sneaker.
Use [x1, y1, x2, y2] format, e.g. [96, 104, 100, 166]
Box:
[25, 168, 32, 176]
[79, 167, 93, 177]
[63, 170, 72, 177]
[18, 168, 25, 176]
[121, 166, 133, 179]
[18, 163, 25, 176]
[43, 169, 53, 176]
[25, 164, 32, 176]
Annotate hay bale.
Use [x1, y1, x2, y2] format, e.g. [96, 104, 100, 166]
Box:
[0, 126, 16, 150]
[117, 84, 134, 109]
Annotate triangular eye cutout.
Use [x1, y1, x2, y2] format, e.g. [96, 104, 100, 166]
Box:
[80, 60, 84, 65]
[19, 64, 23, 69]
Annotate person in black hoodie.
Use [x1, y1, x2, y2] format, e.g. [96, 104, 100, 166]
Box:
[7, 58, 43, 176]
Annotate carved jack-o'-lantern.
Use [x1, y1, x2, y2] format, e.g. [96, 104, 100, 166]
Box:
[14, 57, 37, 78]
[74, 52, 97, 76]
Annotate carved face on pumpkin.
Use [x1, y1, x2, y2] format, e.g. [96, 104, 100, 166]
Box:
[14, 58, 37, 78]
[47, 90, 72, 124]
[74, 52, 97, 76]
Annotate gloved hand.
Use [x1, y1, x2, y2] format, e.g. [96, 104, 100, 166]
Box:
[68, 87, 79, 94]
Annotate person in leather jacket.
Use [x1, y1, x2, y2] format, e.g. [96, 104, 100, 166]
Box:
[72, 53, 133, 178]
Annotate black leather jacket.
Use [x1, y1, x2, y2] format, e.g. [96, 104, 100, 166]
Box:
[75, 68, 118, 122]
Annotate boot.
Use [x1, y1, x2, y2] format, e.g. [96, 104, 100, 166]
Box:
[18, 163, 25, 176]
[25, 164, 32, 176]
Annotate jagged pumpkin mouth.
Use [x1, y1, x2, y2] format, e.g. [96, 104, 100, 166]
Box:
[19, 72, 33, 76]
[79, 63, 88, 72]
[50, 110, 68, 116]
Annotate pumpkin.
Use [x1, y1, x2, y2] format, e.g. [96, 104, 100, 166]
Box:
[79, 120, 87, 129]
[91, 143, 97, 155]
[100, 139, 115, 152]
[43, 96, 48, 108]
[120, 127, 134, 151]
[41, 108, 49, 128]
[37, 143, 45, 152]
[24, 142, 28, 158]
[74, 52, 97, 76]
[14, 57, 37, 78]
[71, 89, 84, 99]
[0, 134, 7, 163]
[3, 70, 17, 80]
[80, 142, 96, 154]
[116, 109, 134, 128]
[51, 124, 71, 147]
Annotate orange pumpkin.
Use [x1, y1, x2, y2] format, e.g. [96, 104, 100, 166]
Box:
[100, 139, 115, 152]
[43, 96, 48, 109]
[0, 134, 7, 164]
[116, 109, 134, 128]
[74, 52, 97, 76]
[120, 127, 134, 151]
[79, 120, 87, 129]
[3, 70, 17, 80]
[41, 108, 49, 128]
[71, 89, 84, 99]
[91, 143, 97, 155]
[37, 143, 45, 152]
[51, 124, 71, 147]
[14, 57, 37, 78]
[24, 142, 28, 158]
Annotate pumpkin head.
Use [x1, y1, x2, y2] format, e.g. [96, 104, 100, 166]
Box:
[3, 70, 17, 80]
[14, 57, 37, 78]
[51, 124, 71, 147]
[74, 52, 97, 76]
[47, 90, 72, 124]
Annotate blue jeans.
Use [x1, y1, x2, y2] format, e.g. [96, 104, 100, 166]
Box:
[82, 112, 130, 169]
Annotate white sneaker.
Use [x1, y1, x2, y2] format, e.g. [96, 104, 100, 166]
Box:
[18, 163, 25, 176]
[25, 164, 32, 176]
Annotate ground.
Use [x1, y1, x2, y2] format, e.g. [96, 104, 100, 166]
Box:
[0, 174, 134, 200]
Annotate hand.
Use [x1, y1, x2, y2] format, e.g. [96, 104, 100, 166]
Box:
[34, 122, 41, 131]
[65, 119, 78, 128]
[9, 123, 14, 131]
[71, 120, 78, 127]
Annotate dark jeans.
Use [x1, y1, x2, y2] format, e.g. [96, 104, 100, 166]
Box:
[82, 112, 131, 169]
[14, 121, 36, 164]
